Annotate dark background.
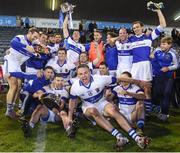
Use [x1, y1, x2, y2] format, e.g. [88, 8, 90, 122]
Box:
[0, 0, 179, 26]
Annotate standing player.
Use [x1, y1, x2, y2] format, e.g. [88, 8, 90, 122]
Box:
[105, 32, 118, 77]
[26, 32, 50, 75]
[63, 14, 85, 65]
[3, 27, 39, 118]
[151, 37, 178, 121]
[116, 28, 133, 76]
[130, 9, 166, 113]
[68, 64, 150, 149]
[109, 28, 133, 77]
[86, 30, 104, 69]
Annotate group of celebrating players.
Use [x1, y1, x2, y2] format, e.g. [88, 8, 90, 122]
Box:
[2, 5, 179, 150]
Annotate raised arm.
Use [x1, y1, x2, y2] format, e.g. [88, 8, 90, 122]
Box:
[155, 9, 166, 28]
[63, 14, 70, 39]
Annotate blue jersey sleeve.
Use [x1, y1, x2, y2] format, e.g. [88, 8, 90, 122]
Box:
[10, 37, 26, 50]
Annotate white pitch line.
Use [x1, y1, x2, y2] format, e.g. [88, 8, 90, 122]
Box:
[33, 122, 47, 152]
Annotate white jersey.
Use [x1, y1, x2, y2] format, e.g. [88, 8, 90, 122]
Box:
[40, 86, 69, 123]
[70, 75, 116, 104]
[46, 58, 76, 81]
[47, 43, 59, 55]
[3, 35, 35, 74]
[113, 84, 142, 106]
[113, 84, 143, 121]
[130, 25, 164, 63]
[115, 40, 133, 74]
[42, 85, 69, 101]
[8, 35, 34, 65]
[65, 37, 85, 64]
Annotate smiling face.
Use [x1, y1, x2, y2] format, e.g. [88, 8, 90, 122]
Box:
[48, 35, 55, 44]
[160, 42, 172, 51]
[132, 22, 144, 36]
[160, 37, 173, 52]
[44, 68, 54, 80]
[119, 28, 128, 42]
[58, 49, 66, 61]
[94, 32, 102, 42]
[77, 66, 91, 85]
[53, 76, 64, 89]
[99, 64, 108, 75]
[55, 34, 62, 43]
[28, 32, 39, 42]
[79, 53, 88, 64]
[39, 33, 48, 45]
[72, 31, 80, 42]
[120, 73, 131, 87]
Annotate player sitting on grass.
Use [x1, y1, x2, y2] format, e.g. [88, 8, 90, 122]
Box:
[21, 74, 76, 138]
[68, 64, 151, 150]
[111, 71, 146, 135]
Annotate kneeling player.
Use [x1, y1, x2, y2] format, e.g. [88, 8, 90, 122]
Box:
[112, 71, 146, 134]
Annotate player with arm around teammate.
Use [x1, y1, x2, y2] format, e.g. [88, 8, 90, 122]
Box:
[21, 74, 70, 137]
[111, 71, 146, 134]
[67, 64, 151, 150]
[3, 28, 39, 118]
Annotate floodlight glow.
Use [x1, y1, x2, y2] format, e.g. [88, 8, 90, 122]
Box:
[174, 15, 180, 21]
[52, 0, 55, 11]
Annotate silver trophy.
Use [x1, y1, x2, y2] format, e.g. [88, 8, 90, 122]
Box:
[147, 1, 164, 11]
[60, 2, 76, 13]
[60, 2, 76, 28]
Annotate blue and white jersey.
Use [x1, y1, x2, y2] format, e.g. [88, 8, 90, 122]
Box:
[115, 40, 133, 69]
[46, 58, 76, 81]
[112, 84, 142, 106]
[65, 37, 85, 64]
[70, 75, 116, 104]
[42, 85, 69, 102]
[152, 48, 178, 77]
[105, 44, 118, 70]
[47, 43, 59, 56]
[26, 53, 51, 74]
[130, 25, 164, 63]
[23, 75, 51, 94]
[8, 35, 35, 65]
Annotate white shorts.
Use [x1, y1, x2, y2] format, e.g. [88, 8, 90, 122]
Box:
[40, 109, 56, 123]
[119, 104, 135, 123]
[131, 61, 152, 81]
[116, 65, 132, 77]
[109, 70, 117, 77]
[82, 100, 110, 115]
[3, 55, 22, 75]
